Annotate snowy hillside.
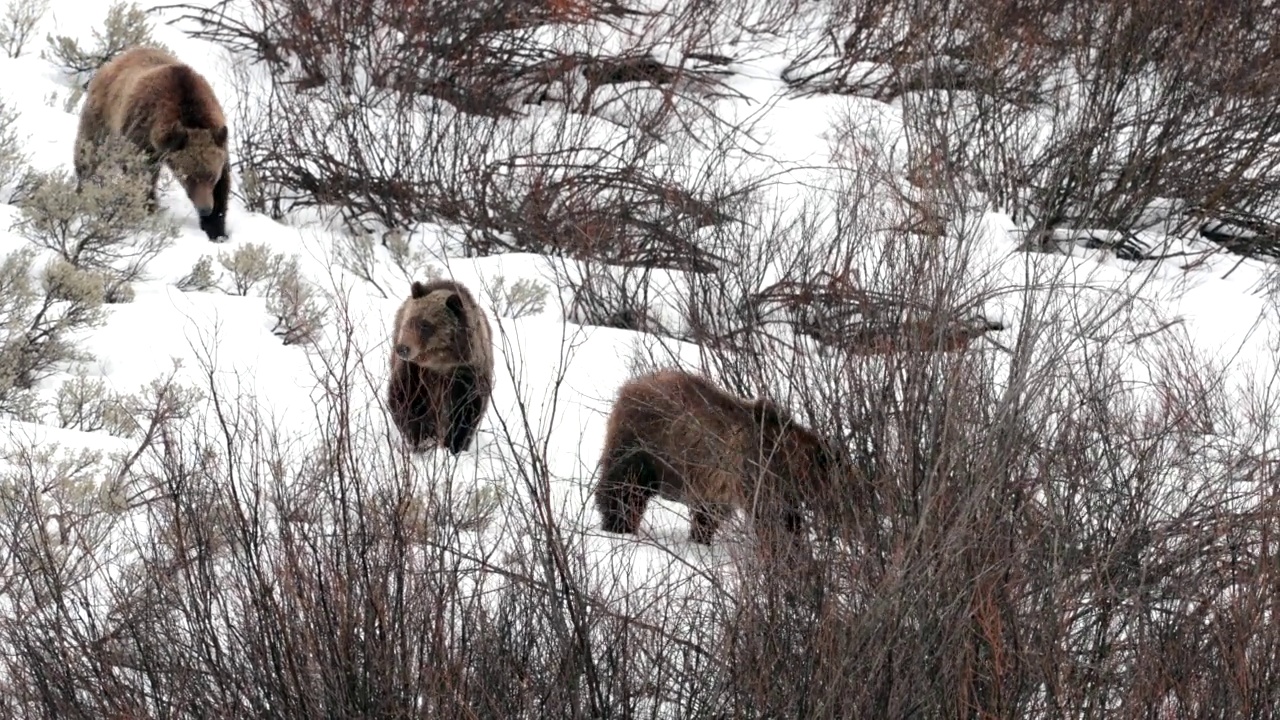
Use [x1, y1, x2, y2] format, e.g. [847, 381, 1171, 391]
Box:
[2, 0, 1279, 716]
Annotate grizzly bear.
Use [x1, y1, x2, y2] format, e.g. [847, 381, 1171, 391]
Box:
[387, 279, 495, 455]
[74, 46, 232, 241]
[593, 369, 838, 546]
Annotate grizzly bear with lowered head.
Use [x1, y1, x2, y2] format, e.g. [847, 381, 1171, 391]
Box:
[74, 46, 232, 241]
[594, 369, 838, 546]
[387, 279, 495, 455]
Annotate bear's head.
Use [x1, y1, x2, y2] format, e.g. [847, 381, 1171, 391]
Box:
[393, 281, 474, 371]
[155, 122, 228, 217]
[750, 398, 840, 490]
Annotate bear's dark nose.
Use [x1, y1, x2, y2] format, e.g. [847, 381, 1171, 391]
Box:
[395, 344, 411, 359]
[197, 207, 213, 217]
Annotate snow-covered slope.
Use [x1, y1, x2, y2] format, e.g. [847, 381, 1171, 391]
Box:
[1, 0, 1277, 628]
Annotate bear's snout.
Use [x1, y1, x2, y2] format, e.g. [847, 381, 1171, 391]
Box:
[196, 206, 213, 217]
[395, 344, 411, 359]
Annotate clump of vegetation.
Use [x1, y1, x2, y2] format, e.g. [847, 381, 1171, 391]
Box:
[13, 138, 177, 304]
[215, 243, 327, 345]
[45, 1, 164, 89]
[266, 257, 327, 346]
[333, 226, 443, 299]
[0, 0, 47, 59]
[0, 98, 29, 202]
[487, 275, 550, 320]
[217, 242, 282, 296]
[0, 250, 106, 413]
[176, 255, 217, 293]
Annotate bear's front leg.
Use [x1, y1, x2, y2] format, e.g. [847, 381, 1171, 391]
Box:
[595, 450, 660, 536]
[690, 503, 730, 545]
[443, 368, 489, 455]
[389, 365, 437, 451]
[200, 158, 231, 241]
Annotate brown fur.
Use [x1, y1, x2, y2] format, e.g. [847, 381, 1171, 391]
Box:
[74, 46, 232, 241]
[387, 279, 495, 454]
[593, 369, 837, 546]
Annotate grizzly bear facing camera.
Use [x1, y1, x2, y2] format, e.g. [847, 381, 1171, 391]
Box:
[74, 46, 232, 241]
[594, 369, 838, 546]
[387, 279, 494, 455]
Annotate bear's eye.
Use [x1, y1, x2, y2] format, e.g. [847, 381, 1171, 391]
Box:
[417, 319, 435, 337]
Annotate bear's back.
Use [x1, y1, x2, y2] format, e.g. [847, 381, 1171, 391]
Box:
[611, 370, 760, 503]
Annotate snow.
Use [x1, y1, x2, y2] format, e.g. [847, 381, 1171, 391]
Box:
[1, 0, 1279, 706]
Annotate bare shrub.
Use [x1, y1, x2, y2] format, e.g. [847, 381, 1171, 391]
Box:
[0, 0, 47, 58]
[331, 227, 438, 300]
[166, 0, 749, 276]
[265, 257, 327, 345]
[0, 98, 29, 202]
[52, 371, 113, 432]
[1, 230, 1278, 717]
[3, 0, 1271, 717]
[0, 250, 106, 413]
[216, 241, 282, 296]
[45, 0, 165, 88]
[13, 140, 177, 303]
[174, 254, 216, 292]
[781, 0, 1280, 262]
[485, 274, 549, 320]
[0, 292, 689, 717]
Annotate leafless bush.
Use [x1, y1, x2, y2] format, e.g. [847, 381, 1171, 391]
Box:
[13, 139, 177, 303]
[163, 0, 753, 272]
[174, 254, 216, 292]
[0, 98, 28, 201]
[2, 216, 1278, 716]
[484, 274, 550, 320]
[265, 257, 328, 345]
[45, 0, 165, 89]
[215, 241, 282, 295]
[5, 0, 1274, 716]
[0, 0, 47, 58]
[638, 145, 1280, 717]
[784, 0, 1280, 262]
[561, 260, 675, 334]
[0, 291, 724, 718]
[0, 250, 106, 413]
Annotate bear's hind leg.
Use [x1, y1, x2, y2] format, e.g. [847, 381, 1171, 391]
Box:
[73, 109, 106, 190]
[595, 449, 659, 536]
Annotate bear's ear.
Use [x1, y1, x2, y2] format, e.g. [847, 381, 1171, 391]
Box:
[751, 398, 778, 426]
[813, 441, 835, 471]
[445, 292, 465, 319]
[213, 125, 229, 147]
[410, 281, 429, 299]
[159, 125, 188, 152]
[752, 397, 796, 430]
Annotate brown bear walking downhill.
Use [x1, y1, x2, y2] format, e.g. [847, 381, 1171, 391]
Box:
[74, 46, 232, 241]
[593, 369, 839, 546]
[387, 279, 495, 455]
